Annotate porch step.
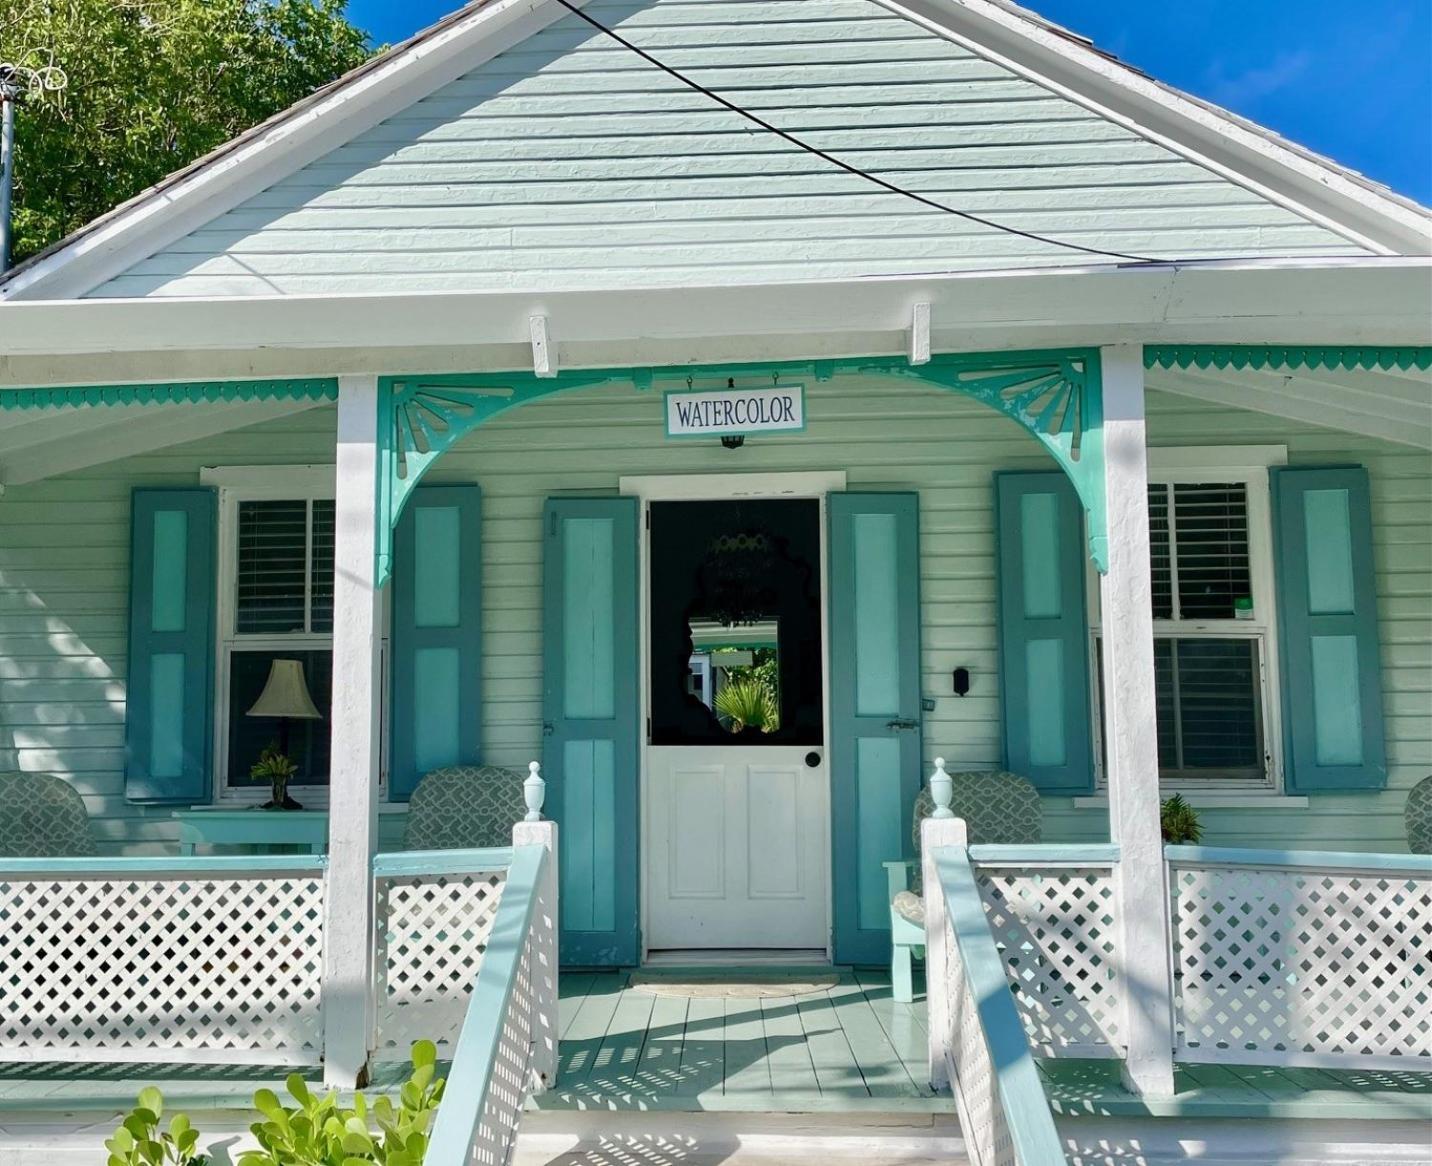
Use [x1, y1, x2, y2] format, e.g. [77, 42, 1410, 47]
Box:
[511, 1111, 966, 1165]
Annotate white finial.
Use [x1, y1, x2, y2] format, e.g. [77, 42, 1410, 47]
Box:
[929, 758, 954, 819]
[524, 760, 546, 821]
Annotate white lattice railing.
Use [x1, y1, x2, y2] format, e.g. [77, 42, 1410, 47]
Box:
[971, 844, 1123, 1060]
[0, 855, 326, 1065]
[932, 844, 1066, 1166]
[373, 848, 512, 1057]
[1167, 845, 1432, 1071]
[425, 830, 558, 1166]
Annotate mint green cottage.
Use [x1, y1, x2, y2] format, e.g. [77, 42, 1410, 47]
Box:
[0, 0, 1428, 1004]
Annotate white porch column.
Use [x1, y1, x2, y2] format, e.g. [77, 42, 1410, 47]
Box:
[322, 373, 384, 1088]
[1098, 345, 1177, 1098]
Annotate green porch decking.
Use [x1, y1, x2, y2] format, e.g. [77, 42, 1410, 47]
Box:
[540, 969, 940, 1112]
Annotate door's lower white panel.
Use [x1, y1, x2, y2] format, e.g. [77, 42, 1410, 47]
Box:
[647, 746, 827, 950]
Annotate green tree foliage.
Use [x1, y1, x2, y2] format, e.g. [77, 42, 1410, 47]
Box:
[1, 0, 373, 264]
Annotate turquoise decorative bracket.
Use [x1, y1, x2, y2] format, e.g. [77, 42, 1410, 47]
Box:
[0, 378, 338, 410]
[1144, 345, 1432, 373]
[374, 348, 1107, 583]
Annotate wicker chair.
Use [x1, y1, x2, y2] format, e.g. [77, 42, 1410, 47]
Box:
[1406, 775, 1432, 855]
[885, 770, 1041, 1002]
[402, 765, 527, 850]
[0, 772, 97, 857]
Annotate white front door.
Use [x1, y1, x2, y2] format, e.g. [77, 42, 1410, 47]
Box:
[647, 745, 828, 949]
[640, 493, 830, 953]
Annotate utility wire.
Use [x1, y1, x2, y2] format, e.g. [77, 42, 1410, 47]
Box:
[551, 0, 1163, 265]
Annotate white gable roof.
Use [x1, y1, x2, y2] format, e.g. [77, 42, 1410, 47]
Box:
[3, 0, 1427, 301]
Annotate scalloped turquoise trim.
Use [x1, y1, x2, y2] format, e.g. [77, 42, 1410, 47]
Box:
[0, 378, 339, 410]
[374, 350, 1107, 584]
[1144, 346, 1432, 373]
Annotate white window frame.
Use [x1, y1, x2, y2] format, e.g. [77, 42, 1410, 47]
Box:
[202, 465, 388, 805]
[1089, 445, 1287, 795]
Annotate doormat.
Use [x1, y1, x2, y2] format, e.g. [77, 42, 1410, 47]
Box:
[629, 973, 839, 999]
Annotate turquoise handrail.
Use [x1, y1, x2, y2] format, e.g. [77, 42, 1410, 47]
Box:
[0, 854, 326, 876]
[372, 846, 515, 878]
[935, 844, 1066, 1166]
[424, 842, 547, 1164]
[1166, 844, 1432, 876]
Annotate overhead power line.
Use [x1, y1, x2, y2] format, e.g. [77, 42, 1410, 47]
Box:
[550, 0, 1163, 265]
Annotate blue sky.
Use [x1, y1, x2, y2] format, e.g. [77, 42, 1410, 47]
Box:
[347, 0, 1431, 203]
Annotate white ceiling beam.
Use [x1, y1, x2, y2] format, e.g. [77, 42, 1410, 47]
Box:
[0, 260, 1427, 390]
[1149, 368, 1432, 449]
[908, 302, 932, 366]
[0, 398, 326, 485]
[529, 314, 555, 378]
[1151, 364, 1432, 430]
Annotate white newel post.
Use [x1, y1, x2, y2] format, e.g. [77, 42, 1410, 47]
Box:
[921, 759, 967, 1091]
[515, 762, 559, 1090]
[1099, 345, 1176, 1097]
[323, 373, 384, 1088]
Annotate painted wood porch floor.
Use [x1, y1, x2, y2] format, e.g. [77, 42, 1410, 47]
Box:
[534, 968, 942, 1112]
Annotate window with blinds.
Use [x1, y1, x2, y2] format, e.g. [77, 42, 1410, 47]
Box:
[1149, 483, 1252, 621]
[236, 499, 336, 634]
[1097, 475, 1272, 788]
[1148, 479, 1266, 784]
[226, 494, 336, 790]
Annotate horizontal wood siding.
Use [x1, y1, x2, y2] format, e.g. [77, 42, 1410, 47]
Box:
[0, 380, 1424, 852]
[89, 0, 1363, 298]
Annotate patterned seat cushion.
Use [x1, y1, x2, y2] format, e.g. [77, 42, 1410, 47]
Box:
[403, 765, 527, 851]
[1407, 775, 1432, 855]
[0, 772, 96, 857]
[896, 770, 1040, 902]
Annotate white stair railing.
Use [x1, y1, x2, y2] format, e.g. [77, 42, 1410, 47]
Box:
[426, 767, 559, 1166]
[928, 841, 1066, 1166]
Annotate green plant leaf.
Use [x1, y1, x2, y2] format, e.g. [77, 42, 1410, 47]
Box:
[124, 1116, 152, 1141]
[137, 1088, 164, 1121]
[408, 1064, 434, 1095]
[410, 1040, 437, 1070]
[253, 1090, 285, 1122]
[286, 1075, 314, 1109]
[106, 1155, 128, 1166]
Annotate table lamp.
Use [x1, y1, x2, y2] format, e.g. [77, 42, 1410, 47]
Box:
[246, 658, 322, 809]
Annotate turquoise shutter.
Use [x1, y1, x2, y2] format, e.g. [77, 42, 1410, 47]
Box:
[828, 493, 923, 966]
[994, 472, 1094, 792]
[390, 484, 483, 801]
[125, 488, 216, 804]
[1271, 466, 1387, 791]
[543, 497, 640, 966]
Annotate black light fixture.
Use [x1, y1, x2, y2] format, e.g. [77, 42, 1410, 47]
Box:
[952, 667, 971, 697]
[721, 379, 745, 449]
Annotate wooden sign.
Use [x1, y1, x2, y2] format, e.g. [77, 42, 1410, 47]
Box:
[665, 384, 805, 438]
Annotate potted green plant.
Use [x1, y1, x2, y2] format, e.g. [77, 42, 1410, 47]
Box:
[1160, 793, 1203, 844]
[251, 745, 300, 811]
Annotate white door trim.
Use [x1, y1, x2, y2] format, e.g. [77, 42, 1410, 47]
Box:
[621, 470, 845, 963]
[619, 470, 846, 502]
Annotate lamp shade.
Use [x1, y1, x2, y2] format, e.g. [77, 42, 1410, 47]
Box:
[246, 659, 322, 720]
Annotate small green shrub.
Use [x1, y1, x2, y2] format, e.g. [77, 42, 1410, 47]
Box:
[238, 1040, 445, 1166]
[714, 676, 779, 733]
[105, 1087, 207, 1166]
[1160, 793, 1203, 844]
